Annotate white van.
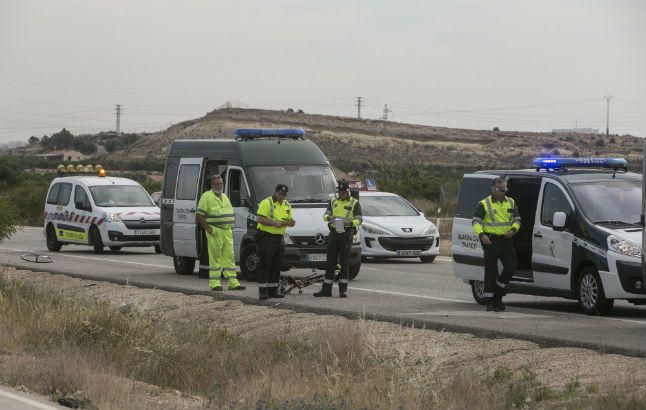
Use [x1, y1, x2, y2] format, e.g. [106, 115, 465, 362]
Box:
[359, 191, 440, 262]
[452, 157, 646, 315]
[43, 175, 161, 254]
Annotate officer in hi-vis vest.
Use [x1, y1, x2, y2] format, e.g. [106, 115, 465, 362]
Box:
[472, 177, 521, 312]
[255, 184, 295, 300]
[314, 180, 362, 298]
[196, 175, 246, 291]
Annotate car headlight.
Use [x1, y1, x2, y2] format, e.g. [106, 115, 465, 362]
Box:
[283, 234, 294, 245]
[608, 235, 641, 257]
[353, 232, 360, 244]
[425, 224, 438, 236]
[362, 224, 388, 235]
[107, 213, 122, 223]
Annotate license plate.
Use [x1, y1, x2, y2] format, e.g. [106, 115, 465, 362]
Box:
[397, 250, 421, 257]
[307, 254, 327, 262]
[133, 229, 158, 235]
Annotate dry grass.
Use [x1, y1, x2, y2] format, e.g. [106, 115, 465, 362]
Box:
[1, 274, 646, 409]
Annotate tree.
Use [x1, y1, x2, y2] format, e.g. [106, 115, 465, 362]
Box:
[50, 128, 74, 149]
[28, 136, 39, 144]
[493, 126, 500, 132]
[0, 197, 20, 244]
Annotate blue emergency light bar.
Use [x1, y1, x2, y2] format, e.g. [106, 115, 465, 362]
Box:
[533, 157, 628, 171]
[234, 128, 306, 139]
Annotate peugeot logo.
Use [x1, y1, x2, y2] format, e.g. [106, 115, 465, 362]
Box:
[314, 233, 326, 246]
[402, 228, 412, 233]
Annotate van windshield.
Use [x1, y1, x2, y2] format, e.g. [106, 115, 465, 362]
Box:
[570, 180, 642, 226]
[89, 185, 154, 207]
[361, 195, 419, 216]
[248, 165, 336, 203]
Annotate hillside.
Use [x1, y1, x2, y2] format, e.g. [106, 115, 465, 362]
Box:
[9, 108, 644, 174]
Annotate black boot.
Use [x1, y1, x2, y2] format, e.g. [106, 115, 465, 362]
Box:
[268, 288, 285, 298]
[486, 298, 497, 312]
[339, 282, 348, 298]
[313, 283, 332, 297]
[495, 287, 506, 312]
[259, 287, 269, 301]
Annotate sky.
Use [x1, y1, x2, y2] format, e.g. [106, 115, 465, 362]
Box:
[1, 0, 645, 144]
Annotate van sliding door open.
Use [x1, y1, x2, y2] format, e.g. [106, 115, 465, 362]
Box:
[173, 158, 203, 258]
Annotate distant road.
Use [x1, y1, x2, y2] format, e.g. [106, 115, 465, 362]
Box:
[0, 386, 63, 410]
[2, 227, 646, 356]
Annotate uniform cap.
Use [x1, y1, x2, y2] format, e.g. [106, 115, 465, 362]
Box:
[337, 180, 350, 192]
[275, 184, 289, 193]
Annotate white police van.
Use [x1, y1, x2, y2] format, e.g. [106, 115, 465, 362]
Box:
[44, 173, 160, 254]
[159, 128, 362, 280]
[452, 157, 646, 315]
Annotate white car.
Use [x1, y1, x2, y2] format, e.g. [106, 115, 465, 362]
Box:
[359, 191, 440, 263]
[43, 175, 160, 254]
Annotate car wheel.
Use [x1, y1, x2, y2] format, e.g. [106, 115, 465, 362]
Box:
[109, 246, 122, 252]
[349, 261, 361, 280]
[91, 226, 104, 254]
[173, 256, 195, 275]
[240, 242, 260, 282]
[154, 245, 162, 254]
[420, 255, 436, 263]
[471, 280, 487, 305]
[578, 267, 614, 316]
[46, 224, 62, 252]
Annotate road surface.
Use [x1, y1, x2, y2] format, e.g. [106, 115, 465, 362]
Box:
[2, 227, 646, 356]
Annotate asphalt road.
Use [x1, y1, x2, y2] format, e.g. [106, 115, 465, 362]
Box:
[2, 227, 646, 356]
[0, 386, 63, 410]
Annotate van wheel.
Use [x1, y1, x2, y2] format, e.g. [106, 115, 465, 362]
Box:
[578, 267, 614, 316]
[174, 256, 195, 275]
[420, 255, 436, 263]
[154, 245, 162, 254]
[91, 226, 104, 254]
[109, 246, 122, 252]
[471, 280, 487, 305]
[46, 224, 62, 252]
[240, 243, 260, 282]
[349, 262, 361, 280]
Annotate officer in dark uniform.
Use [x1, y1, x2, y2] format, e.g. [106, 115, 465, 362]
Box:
[314, 180, 362, 298]
[472, 177, 521, 311]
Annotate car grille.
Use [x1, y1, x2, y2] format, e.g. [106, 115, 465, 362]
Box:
[291, 235, 328, 253]
[123, 220, 161, 230]
[378, 237, 433, 252]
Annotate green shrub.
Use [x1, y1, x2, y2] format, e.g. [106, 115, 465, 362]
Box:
[0, 197, 21, 243]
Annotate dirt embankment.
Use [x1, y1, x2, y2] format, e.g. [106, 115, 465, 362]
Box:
[1, 266, 646, 409]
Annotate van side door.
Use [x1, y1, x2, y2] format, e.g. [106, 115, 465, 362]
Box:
[173, 158, 203, 258]
[532, 180, 575, 290]
[225, 166, 252, 261]
[72, 185, 93, 244]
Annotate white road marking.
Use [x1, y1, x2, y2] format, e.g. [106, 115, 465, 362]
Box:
[0, 388, 60, 410]
[405, 310, 550, 319]
[348, 286, 471, 304]
[0, 247, 173, 269]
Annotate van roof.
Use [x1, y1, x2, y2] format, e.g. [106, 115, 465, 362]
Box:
[51, 176, 142, 187]
[472, 169, 641, 184]
[167, 138, 329, 166]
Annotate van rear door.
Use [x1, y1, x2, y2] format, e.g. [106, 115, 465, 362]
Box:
[173, 158, 203, 258]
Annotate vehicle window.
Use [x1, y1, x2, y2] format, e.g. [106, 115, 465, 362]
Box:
[540, 183, 573, 226]
[570, 180, 641, 225]
[361, 196, 419, 217]
[248, 165, 336, 203]
[162, 161, 179, 198]
[74, 186, 91, 211]
[455, 177, 495, 218]
[57, 183, 73, 206]
[88, 185, 154, 207]
[227, 168, 249, 206]
[176, 164, 200, 200]
[46, 183, 61, 205]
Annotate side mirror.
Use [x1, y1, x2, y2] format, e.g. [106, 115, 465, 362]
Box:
[553, 212, 567, 231]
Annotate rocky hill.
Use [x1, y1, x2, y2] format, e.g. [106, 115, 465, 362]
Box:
[10, 108, 645, 174]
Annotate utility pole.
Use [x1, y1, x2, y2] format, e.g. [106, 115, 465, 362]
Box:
[356, 97, 363, 119]
[604, 95, 612, 138]
[382, 104, 392, 121]
[115, 104, 122, 136]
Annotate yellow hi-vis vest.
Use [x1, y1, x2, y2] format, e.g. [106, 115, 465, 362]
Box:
[324, 196, 362, 231]
[197, 190, 235, 230]
[472, 195, 521, 236]
[257, 196, 292, 235]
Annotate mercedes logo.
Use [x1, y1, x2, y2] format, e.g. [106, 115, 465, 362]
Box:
[140, 218, 146, 224]
[314, 233, 326, 246]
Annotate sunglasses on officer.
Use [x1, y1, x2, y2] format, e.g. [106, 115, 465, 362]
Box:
[494, 187, 508, 193]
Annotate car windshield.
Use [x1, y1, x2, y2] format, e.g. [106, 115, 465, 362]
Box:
[89, 185, 154, 207]
[361, 195, 419, 217]
[570, 180, 642, 225]
[248, 165, 336, 202]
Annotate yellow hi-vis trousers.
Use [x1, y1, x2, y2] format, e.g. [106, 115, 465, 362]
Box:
[206, 227, 240, 289]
